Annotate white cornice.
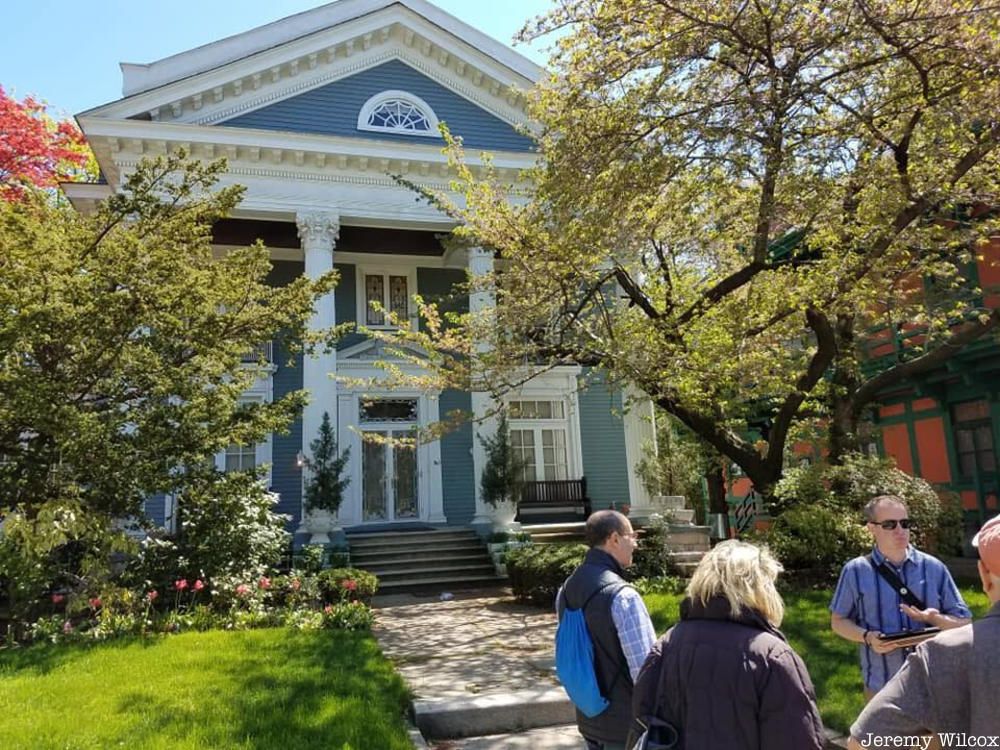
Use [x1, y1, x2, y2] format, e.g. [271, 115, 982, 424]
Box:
[79, 118, 536, 189]
[84, 3, 540, 132]
[120, 0, 542, 97]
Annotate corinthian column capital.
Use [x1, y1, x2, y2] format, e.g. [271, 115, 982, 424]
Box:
[295, 211, 340, 249]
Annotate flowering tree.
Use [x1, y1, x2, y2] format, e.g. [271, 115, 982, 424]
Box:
[0, 86, 95, 201]
[391, 0, 1000, 501]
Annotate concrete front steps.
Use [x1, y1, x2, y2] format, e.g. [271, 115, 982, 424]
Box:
[348, 529, 505, 592]
[414, 686, 574, 741]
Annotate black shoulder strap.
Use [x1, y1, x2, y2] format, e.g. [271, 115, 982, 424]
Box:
[866, 554, 925, 610]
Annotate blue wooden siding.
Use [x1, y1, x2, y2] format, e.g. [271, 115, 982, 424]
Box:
[417, 267, 468, 330]
[268, 261, 306, 526]
[334, 262, 367, 351]
[578, 372, 630, 511]
[144, 493, 167, 528]
[439, 389, 475, 525]
[222, 59, 534, 152]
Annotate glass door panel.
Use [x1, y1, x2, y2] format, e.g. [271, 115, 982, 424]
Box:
[362, 432, 387, 521]
[394, 440, 418, 519]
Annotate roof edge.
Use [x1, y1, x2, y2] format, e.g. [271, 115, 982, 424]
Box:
[121, 0, 543, 97]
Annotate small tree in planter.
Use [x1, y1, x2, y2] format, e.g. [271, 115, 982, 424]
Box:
[479, 413, 525, 530]
[304, 412, 350, 528]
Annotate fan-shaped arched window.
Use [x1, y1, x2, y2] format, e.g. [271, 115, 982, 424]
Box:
[357, 91, 440, 138]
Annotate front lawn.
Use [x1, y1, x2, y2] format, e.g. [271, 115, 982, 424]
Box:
[642, 581, 991, 734]
[0, 628, 412, 750]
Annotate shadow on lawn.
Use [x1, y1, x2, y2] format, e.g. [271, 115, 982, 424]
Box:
[111, 630, 412, 750]
[0, 635, 157, 677]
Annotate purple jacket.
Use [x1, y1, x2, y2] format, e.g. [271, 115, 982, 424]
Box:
[631, 596, 826, 750]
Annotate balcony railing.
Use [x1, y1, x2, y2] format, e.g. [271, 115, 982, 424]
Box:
[240, 341, 273, 363]
[517, 478, 591, 520]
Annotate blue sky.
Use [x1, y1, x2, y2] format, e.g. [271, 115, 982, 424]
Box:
[1, 0, 553, 117]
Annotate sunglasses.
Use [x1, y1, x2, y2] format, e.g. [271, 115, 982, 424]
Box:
[869, 519, 912, 530]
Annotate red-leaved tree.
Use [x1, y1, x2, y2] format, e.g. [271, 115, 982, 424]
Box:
[0, 86, 95, 201]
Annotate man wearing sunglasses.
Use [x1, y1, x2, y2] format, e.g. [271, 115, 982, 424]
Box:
[830, 495, 971, 701]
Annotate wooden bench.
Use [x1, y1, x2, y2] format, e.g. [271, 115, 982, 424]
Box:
[516, 478, 592, 522]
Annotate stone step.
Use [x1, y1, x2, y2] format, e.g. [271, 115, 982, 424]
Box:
[667, 541, 711, 553]
[354, 551, 491, 569]
[377, 572, 506, 591]
[428, 724, 584, 749]
[376, 558, 495, 584]
[348, 529, 478, 547]
[667, 509, 696, 524]
[668, 550, 707, 562]
[651, 495, 688, 511]
[413, 687, 575, 740]
[351, 543, 487, 561]
[664, 527, 711, 545]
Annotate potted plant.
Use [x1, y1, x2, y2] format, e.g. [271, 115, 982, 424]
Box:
[479, 413, 525, 530]
[303, 411, 350, 543]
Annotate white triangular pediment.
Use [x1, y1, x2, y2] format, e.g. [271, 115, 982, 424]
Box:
[339, 337, 427, 362]
[82, 0, 541, 132]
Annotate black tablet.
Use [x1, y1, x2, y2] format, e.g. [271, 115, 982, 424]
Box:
[877, 627, 942, 643]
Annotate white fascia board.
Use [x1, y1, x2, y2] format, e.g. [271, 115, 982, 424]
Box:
[118, 0, 542, 97]
[89, 13, 532, 128]
[78, 118, 537, 171]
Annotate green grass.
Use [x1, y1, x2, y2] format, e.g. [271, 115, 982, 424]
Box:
[642, 580, 991, 734]
[0, 628, 412, 750]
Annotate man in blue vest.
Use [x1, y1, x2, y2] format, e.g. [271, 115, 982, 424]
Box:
[830, 494, 971, 701]
[557, 509, 656, 750]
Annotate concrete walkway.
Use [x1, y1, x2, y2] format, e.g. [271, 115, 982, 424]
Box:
[372, 586, 583, 748]
[372, 586, 851, 749]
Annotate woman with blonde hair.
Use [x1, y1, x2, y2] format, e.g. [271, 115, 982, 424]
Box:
[630, 540, 825, 750]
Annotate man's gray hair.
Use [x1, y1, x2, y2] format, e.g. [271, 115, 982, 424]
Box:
[585, 509, 630, 547]
[863, 494, 908, 522]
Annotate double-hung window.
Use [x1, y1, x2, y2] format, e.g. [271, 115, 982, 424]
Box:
[508, 399, 569, 482]
[224, 442, 257, 473]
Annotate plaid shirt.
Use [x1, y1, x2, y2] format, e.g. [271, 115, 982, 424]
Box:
[556, 583, 657, 682]
[610, 586, 657, 681]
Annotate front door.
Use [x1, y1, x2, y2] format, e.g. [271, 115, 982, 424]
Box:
[361, 430, 419, 522]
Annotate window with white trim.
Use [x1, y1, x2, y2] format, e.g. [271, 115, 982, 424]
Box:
[224, 442, 257, 473]
[361, 270, 412, 329]
[509, 399, 569, 482]
[357, 90, 440, 138]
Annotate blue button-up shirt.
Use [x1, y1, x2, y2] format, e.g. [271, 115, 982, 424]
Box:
[829, 545, 972, 691]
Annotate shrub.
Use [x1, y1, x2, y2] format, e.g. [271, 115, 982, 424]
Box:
[763, 453, 963, 574]
[759, 506, 871, 579]
[505, 543, 587, 605]
[629, 516, 680, 580]
[317, 568, 379, 605]
[322, 601, 375, 630]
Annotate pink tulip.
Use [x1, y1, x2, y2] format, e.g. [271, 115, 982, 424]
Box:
[146, 590, 159, 602]
[51, 594, 65, 604]
[174, 579, 189, 591]
[258, 576, 271, 590]
[341, 579, 358, 592]
[235, 584, 250, 597]
[88, 597, 102, 609]
[193, 580, 205, 592]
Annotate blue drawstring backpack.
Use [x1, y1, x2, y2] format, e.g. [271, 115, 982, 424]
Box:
[555, 581, 622, 718]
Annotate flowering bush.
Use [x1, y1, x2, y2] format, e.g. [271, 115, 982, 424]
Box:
[317, 568, 378, 604]
[7, 554, 380, 646]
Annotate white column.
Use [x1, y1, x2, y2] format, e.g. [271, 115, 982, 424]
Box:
[296, 211, 340, 543]
[622, 387, 657, 522]
[468, 246, 499, 527]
